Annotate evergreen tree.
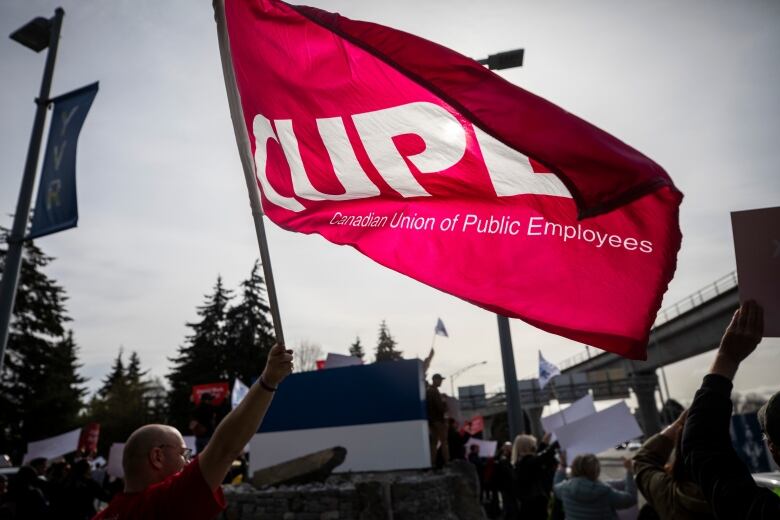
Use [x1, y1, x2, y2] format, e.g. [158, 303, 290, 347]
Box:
[223, 261, 275, 385]
[349, 336, 365, 360]
[167, 277, 232, 432]
[126, 351, 148, 386]
[87, 349, 162, 455]
[0, 232, 86, 461]
[374, 320, 403, 362]
[99, 347, 125, 399]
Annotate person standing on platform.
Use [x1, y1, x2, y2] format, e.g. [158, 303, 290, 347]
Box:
[427, 373, 449, 467]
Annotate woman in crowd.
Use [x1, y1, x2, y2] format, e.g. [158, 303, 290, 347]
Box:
[1, 466, 49, 519]
[634, 410, 714, 519]
[494, 441, 519, 519]
[554, 452, 637, 520]
[511, 433, 559, 520]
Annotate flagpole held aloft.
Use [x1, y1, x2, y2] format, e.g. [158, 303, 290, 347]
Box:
[213, 0, 285, 346]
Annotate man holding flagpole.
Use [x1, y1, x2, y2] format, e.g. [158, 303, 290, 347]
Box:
[93, 344, 293, 520]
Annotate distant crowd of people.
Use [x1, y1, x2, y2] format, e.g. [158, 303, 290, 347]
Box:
[0, 456, 118, 519]
[425, 301, 779, 520]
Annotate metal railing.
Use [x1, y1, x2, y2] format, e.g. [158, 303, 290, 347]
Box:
[557, 271, 738, 372]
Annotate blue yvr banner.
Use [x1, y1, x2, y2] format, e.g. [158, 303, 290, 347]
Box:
[27, 82, 98, 240]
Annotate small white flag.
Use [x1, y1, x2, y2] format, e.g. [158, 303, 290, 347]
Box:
[538, 351, 561, 389]
[231, 378, 250, 409]
[435, 318, 449, 337]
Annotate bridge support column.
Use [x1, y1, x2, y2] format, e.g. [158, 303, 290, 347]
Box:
[526, 406, 545, 440]
[631, 374, 662, 436]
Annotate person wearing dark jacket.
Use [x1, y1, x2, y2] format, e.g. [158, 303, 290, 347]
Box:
[427, 373, 449, 466]
[447, 418, 471, 460]
[494, 441, 519, 519]
[634, 410, 713, 519]
[681, 301, 780, 520]
[62, 459, 110, 520]
[511, 433, 559, 520]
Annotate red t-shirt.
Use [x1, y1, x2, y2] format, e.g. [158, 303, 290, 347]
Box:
[92, 457, 226, 520]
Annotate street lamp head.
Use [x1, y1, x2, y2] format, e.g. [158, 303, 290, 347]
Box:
[482, 49, 525, 71]
[10, 16, 53, 53]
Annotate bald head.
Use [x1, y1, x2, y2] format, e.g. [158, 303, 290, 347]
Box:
[123, 424, 187, 492]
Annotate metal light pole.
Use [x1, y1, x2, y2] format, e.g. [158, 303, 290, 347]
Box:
[475, 47, 527, 440]
[448, 360, 487, 396]
[0, 8, 65, 373]
[497, 315, 524, 439]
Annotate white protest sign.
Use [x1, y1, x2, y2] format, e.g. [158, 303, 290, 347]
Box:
[542, 394, 596, 435]
[554, 401, 642, 460]
[106, 442, 125, 479]
[731, 207, 780, 336]
[323, 353, 364, 369]
[465, 438, 497, 457]
[182, 435, 197, 454]
[23, 428, 81, 463]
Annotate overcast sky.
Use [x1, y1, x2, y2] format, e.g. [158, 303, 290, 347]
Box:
[1, 0, 778, 410]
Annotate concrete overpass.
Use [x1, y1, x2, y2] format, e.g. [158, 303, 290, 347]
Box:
[460, 272, 740, 439]
[559, 272, 739, 434]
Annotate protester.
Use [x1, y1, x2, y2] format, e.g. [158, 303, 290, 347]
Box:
[482, 450, 500, 518]
[46, 460, 71, 518]
[426, 373, 449, 467]
[511, 433, 558, 520]
[447, 418, 471, 460]
[28, 457, 47, 479]
[494, 441, 519, 519]
[553, 452, 637, 519]
[191, 393, 218, 453]
[681, 301, 780, 519]
[2, 466, 49, 519]
[63, 459, 110, 520]
[92, 343, 293, 519]
[634, 409, 713, 519]
[0, 475, 10, 520]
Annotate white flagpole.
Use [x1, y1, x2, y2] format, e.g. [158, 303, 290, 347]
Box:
[213, 0, 285, 346]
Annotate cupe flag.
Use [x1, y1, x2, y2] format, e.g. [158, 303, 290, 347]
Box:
[216, 0, 682, 360]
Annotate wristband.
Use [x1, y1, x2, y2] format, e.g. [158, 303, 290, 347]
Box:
[258, 377, 277, 392]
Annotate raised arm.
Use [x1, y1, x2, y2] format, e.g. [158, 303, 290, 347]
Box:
[422, 347, 434, 375]
[682, 301, 775, 519]
[607, 458, 637, 509]
[199, 344, 293, 490]
[633, 411, 685, 508]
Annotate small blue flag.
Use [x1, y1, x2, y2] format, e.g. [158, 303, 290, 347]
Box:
[435, 318, 448, 337]
[27, 82, 99, 240]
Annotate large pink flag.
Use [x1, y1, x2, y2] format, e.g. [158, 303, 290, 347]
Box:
[218, 0, 682, 360]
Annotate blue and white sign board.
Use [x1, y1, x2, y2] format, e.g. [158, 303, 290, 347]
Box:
[249, 359, 430, 474]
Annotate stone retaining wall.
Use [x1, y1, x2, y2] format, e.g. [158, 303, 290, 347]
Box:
[220, 461, 485, 520]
